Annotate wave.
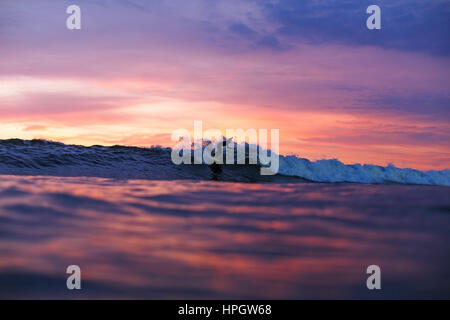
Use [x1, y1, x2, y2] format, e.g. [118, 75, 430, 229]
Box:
[0, 139, 449, 185]
[279, 156, 449, 186]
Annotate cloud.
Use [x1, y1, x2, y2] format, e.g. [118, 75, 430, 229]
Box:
[263, 0, 450, 56]
[229, 22, 258, 37]
[353, 92, 450, 118]
[1, 0, 449, 56]
[23, 125, 46, 132]
[304, 130, 450, 148]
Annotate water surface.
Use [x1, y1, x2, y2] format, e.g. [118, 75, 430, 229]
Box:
[0, 175, 449, 299]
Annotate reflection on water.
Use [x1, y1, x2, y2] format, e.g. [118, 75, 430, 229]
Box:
[0, 175, 449, 299]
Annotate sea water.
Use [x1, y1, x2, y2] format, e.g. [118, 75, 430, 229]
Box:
[0, 175, 449, 299]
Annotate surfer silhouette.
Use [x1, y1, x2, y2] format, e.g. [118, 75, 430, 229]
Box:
[209, 137, 233, 179]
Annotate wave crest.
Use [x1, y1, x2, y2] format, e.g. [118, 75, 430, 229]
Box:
[0, 139, 448, 185]
[279, 156, 450, 186]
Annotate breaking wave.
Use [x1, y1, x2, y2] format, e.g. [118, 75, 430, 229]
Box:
[0, 139, 448, 185]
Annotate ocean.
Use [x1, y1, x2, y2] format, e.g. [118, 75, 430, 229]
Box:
[0, 139, 449, 299]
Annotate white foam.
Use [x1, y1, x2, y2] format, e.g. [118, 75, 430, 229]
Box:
[278, 155, 450, 186]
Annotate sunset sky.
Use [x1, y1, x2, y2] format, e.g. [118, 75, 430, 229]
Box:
[0, 0, 449, 170]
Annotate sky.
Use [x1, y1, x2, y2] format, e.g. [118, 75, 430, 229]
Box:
[0, 0, 449, 170]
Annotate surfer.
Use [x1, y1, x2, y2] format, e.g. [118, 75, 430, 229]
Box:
[209, 137, 233, 179]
